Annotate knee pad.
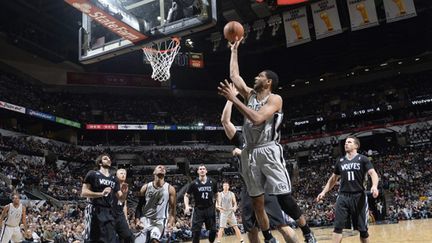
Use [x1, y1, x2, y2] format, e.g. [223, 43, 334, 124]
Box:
[360, 231, 369, 238]
[333, 228, 343, 234]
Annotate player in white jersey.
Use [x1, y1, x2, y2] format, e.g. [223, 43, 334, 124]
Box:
[0, 193, 26, 243]
[216, 182, 243, 243]
[218, 38, 317, 243]
[135, 165, 176, 243]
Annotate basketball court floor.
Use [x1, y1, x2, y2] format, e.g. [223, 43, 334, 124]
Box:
[213, 219, 432, 243]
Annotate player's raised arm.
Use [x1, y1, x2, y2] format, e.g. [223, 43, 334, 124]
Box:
[229, 38, 253, 99]
[221, 82, 238, 140]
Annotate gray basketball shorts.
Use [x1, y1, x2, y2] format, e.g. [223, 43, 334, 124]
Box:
[240, 141, 292, 197]
[135, 217, 166, 243]
[219, 210, 238, 228]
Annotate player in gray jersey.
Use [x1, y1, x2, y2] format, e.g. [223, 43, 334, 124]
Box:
[218, 37, 316, 243]
[135, 165, 176, 243]
[216, 182, 243, 243]
[0, 193, 26, 243]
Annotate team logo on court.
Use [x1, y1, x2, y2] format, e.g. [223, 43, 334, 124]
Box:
[72, 3, 92, 14]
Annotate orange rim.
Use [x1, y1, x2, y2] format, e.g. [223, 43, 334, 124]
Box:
[142, 37, 180, 54]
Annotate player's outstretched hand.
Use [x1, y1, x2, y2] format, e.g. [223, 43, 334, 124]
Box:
[218, 79, 237, 102]
[229, 36, 244, 52]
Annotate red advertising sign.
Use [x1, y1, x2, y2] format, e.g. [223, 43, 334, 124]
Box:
[86, 124, 118, 130]
[189, 53, 204, 68]
[67, 72, 162, 87]
[277, 0, 308, 5]
[64, 0, 147, 43]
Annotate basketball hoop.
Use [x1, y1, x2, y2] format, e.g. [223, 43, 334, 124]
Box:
[142, 37, 181, 82]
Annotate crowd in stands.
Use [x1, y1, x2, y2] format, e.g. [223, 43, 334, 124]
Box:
[1, 69, 431, 139]
[23, 203, 85, 243]
[406, 124, 432, 145]
[1, 66, 432, 241]
[0, 122, 431, 242]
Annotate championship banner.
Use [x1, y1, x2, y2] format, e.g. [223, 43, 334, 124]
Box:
[283, 7, 311, 47]
[383, 0, 417, 23]
[311, 0, 342, 39]
[347, 0, 379, 31]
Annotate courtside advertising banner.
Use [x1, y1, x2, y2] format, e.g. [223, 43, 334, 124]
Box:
[283, 7, 311, 47]
[56, 117, 81, 128]
[0, 101, 26, 114]
[86, 124, 118, 130]
[311, 0, 342, 39]
[27, 109, 56, 122]
[383, 0, 417, 23]
[347, 0, 379, 31]
[118, 124, 148, 130]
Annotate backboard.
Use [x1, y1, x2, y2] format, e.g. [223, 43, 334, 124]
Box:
[65, 0, 217, 64]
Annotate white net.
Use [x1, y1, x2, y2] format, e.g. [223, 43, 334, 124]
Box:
[142, 38, 181, 82]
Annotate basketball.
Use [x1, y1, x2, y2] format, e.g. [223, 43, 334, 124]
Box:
[223, 21, 244, 43]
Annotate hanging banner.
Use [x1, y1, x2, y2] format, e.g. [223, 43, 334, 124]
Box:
[311, 0, 342, 39]
[383, 0, 417, 23]
[283, 7, 311, 47]
[346, 0, 379, 31]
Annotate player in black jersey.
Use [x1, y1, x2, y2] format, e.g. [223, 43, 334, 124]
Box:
[81, 154, 128, 243]
[317, 136, 379, 243]
[184, 165, 218, 243]
[113, 169, 134, 243]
